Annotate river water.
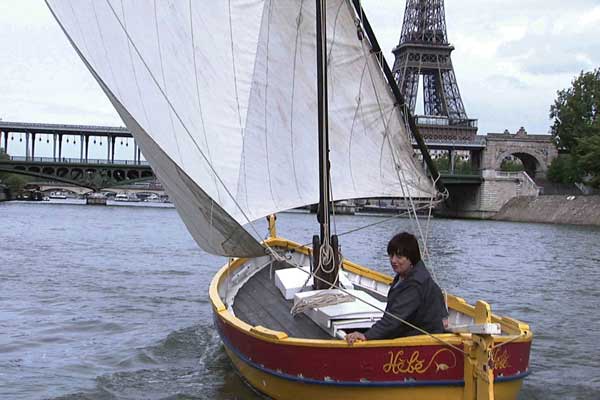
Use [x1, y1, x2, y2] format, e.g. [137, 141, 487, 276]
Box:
[1, 201, 599, 400]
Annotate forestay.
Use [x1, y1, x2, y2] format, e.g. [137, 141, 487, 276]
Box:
[46, 0, 437, 257]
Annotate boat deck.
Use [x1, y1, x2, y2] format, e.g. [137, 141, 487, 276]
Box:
[232, 261, 331, 339]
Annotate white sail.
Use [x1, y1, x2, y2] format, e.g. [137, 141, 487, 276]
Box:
[46, 0, 437, 257]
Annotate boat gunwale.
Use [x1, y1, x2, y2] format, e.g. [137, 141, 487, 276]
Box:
[209, 237, 532, 347]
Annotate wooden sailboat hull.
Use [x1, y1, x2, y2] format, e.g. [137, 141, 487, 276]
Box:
[223, 348, 524, 400]
[209, 238, 532, 400]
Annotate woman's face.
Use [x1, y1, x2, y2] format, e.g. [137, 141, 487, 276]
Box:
[389, 253, 412, 277]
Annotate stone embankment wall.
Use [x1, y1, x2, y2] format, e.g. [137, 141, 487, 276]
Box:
[0, 186, 7, 201]
[493, 195, 600, 226]
[440, 171, 539, 219]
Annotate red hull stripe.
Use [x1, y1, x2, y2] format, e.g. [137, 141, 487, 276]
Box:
[220, 328, 530, 386]
[218, 326, 464, 387]
[215, 314, 530, 386]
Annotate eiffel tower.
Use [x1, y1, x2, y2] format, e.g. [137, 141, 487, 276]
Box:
[392, 0, 477, 141]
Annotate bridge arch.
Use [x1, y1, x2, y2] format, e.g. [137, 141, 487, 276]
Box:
[483, 128, 558, 179]
[495, 150, 547, 178]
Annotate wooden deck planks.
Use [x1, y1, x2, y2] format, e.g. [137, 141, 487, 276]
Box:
[232, 262, 331, 339]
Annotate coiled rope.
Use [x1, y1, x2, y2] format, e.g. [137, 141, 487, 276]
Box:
[290, 290, 354, 316]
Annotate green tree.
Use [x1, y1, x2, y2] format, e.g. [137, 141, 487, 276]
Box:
[433, 154, 449, 171]
[575, 135, 600, 188]
[432, 154, 474, 174]
[547, 154, 581, 184]
[550, 68, 600, 152]
[500, 158, 524, 172]
[0, 148, 32, 195]
[549, 68, 600, 186]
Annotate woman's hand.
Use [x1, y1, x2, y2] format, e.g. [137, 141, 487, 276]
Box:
[345, 331, 367, 345]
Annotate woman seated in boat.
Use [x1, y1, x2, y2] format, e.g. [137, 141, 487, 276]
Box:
[346, 232, 446, 344]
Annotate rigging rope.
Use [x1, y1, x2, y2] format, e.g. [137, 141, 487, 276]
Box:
[349, 4, 449, 321]
[491, 332, 528, 350]
[281, 200, 444, 255]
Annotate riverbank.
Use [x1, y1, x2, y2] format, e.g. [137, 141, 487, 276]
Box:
[2, 197, 175, 208]
[493, 195, 600, 226]
[0, 186, 8, 201]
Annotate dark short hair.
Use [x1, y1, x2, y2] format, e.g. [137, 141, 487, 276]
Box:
[387, 232, 421, 265]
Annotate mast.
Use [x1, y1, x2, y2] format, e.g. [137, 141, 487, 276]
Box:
[316, 0, 330, 244]
[313, 0, 339, 290]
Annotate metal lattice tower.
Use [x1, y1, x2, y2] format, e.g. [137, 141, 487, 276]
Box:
[392, 0, 471, 126]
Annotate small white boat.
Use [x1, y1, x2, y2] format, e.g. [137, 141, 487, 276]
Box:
[113, 193, 128, 201]
[48, 192, 67, 200]
[144, 193, 161, 202]
[114, 192, 138, 202]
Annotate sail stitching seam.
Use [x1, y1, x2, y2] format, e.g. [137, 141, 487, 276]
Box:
[263, 0, 278, 209]
[119, 0, 152, 134]
[152, 0, 184, 168]
[189, 0, 220, 204]
[290, 0, 304, 203]
[347, 60, 369, 193]
[228, 0, 251, 215]
[91, 2, 123, 103]
[288, 0, 306, 203]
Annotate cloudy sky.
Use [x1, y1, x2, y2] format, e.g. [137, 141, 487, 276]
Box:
[1, 0, 599, 138]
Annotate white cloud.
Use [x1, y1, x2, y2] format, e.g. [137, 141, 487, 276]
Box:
[579, 5, 600, 27]
[0, 0, 120, 125]
[362, 0, 600, 135]
[0, 0, 597, 139]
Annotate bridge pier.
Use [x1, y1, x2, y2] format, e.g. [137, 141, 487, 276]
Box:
[449, 149, 456, 173]
[1, 130, 7, 152]
[439, 169, 540, 219]
[25, 131, 30, 159]
[31, 132, 37, 159]
[112, 136, 117, 162]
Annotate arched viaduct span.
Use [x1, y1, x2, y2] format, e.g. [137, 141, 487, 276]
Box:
[482, 127, 558, 179]
[440, 128, 559, 219]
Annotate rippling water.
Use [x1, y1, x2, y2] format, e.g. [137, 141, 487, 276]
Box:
[1, 201, 599, 399]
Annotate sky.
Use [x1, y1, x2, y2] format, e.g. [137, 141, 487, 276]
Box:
[0, 0, 599, 143]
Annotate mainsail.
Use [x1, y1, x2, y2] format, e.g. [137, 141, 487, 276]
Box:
[46, 0, 437, 257]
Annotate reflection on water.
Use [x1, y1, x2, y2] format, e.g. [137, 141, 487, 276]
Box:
[1, 201, 599, 399]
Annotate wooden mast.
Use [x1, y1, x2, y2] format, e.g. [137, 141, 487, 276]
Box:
[313, 0, 339, 290]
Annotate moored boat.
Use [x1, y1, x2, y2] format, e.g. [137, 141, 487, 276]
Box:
[48, 192, 67, 199]
[86, 192, 107, 205]
[333, 200, 357, 215]
[114, 192, 138, 202]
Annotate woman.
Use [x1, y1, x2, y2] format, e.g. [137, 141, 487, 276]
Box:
[346, 232, 446, 344]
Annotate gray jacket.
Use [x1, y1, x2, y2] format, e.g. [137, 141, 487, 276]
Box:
[364, 261, 446, 339]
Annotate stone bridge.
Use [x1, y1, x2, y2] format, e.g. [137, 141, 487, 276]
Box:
[439, 127, 559, 218]
[482, 127, 558, 179]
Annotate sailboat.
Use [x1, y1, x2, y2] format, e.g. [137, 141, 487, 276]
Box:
[46, 1, 531, 399]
